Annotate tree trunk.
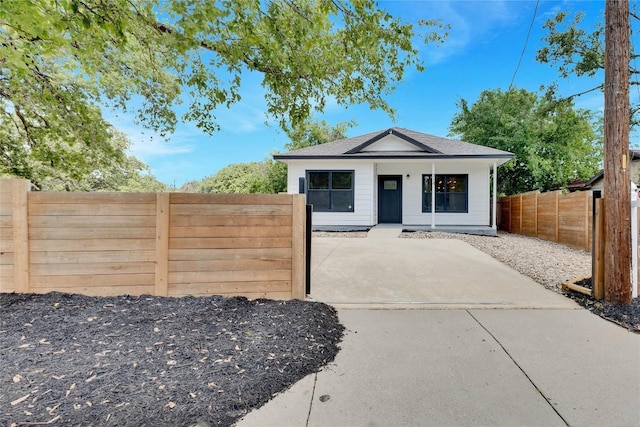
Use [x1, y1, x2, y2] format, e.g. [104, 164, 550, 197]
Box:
[604, 0, 632, 304]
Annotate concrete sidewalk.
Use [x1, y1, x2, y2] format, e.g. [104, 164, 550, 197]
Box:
[237, 309, 640, 427]
[238, 236, 639, 426]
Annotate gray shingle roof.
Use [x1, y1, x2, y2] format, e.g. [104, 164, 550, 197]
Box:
[273, 127, 513, 159]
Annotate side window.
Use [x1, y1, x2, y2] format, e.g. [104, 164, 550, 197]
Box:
[307, 171, 354, 212]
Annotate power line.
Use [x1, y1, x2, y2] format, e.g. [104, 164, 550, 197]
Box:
[508, 0, 540, 91]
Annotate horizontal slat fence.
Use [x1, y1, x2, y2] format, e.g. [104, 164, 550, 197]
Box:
[499, 190, 592, 252]
[0, 179, 306, 299]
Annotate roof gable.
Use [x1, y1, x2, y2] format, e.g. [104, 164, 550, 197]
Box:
[346, 128, 440, 154]
[273, 127, 514, 160]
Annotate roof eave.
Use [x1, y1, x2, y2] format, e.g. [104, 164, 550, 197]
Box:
[345, 128, 442, 154]
[274, 154, 514, 160]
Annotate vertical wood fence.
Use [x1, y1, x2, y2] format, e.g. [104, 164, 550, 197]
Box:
[499, 190, 593, 252]
[0, 179, 306, 300]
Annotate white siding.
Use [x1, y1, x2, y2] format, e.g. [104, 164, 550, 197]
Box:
[285, 160, 375, 226]
[376, 161, 491, 226]
[361, 134, 422, 152]
[284, 159, 493, 227]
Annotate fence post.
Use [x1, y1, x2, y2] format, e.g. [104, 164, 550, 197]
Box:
[154, 192, 170, 297]
[11, 179, 30, 293]
[584, 191, 590, 252]
[291, 195, 306, 300]
[506, 197, 511, 232]
[632, 188, 638, 299]
[534, 191, 539, 237]
[305, 204, 312, 295]
[593, 194, 605, 299]
[518, 193, 523, 233]
[554, 190, 560, 243]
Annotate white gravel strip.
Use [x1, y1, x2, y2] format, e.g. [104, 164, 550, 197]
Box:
[400, 231, 592, 292]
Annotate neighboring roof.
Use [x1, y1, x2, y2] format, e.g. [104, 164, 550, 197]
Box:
[585, 149, 640, 187]
[273, 127, 514, 160]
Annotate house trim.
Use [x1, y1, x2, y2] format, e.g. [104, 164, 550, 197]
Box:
[345, 128, 442, 154]
[275, 154, 513, 160]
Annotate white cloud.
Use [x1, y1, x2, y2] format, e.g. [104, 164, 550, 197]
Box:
[223, 104, 269, 133]
[127, 135, 193, 157]
[108, 118, 195, 159]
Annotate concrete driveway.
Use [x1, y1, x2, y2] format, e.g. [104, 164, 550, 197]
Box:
[309, 237, 576, 309]
[238, 234, 640, 427]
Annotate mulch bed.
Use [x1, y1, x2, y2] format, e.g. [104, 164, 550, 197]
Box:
[0, 292, 344, 426]
[564, 277, 640, 333]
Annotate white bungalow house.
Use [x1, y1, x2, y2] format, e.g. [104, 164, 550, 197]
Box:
[274, 127, 513, 235]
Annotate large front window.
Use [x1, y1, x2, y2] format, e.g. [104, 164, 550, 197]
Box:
[307, 170, 354, 212]
[422, 174, 468, 213]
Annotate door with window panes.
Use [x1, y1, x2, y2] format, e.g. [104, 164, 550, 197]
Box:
[378, 176, 402, 223]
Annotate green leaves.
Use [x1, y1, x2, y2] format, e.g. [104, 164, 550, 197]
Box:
[536, 9, 640, 127]
[449, 88, 602, 195]
[2, 0, 441, 136]
[284, 119, 354, 151]
[191, 162, 273, 194]
[1, 0, 445, 189]
[536, 11, 604, 79]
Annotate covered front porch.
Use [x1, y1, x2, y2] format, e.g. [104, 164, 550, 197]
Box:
[373, 160, 501, 232]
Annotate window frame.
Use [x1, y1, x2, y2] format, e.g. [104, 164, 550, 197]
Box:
[422, 174, 469, 213]
[306, 170, 355, 212]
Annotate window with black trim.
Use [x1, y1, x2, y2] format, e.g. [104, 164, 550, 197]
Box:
[422, 174, 468, 213]
[306, 170, 354, 212]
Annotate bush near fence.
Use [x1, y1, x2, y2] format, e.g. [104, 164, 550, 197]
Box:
[499, 190, 593, 252]
[0, 179, 306, 300]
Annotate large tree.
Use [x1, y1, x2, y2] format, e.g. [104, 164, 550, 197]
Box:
[1, 0, 445, 191]
[536, 9, 640, 127]
[1, 117, 165, 191]
[190, 162, 271, 194]
[449, 88, 602, 195]
[1, 0, 444, 143]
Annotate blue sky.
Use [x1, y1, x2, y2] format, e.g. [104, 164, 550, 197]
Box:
[118, 0, 613, 188]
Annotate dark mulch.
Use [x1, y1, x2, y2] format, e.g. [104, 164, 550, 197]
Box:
[564, 277, 640, 333]
[0, 292, 344, 426]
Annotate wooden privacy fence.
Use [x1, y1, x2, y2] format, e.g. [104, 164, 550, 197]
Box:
[0, 179, 306, 300]
[499, 190, 593, 252]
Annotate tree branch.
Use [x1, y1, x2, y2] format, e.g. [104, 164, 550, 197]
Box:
[13, 106, 35, 146]
[562, 84, 604, 102]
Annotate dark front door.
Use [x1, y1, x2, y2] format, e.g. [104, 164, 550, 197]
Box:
[378, 176, 402, 223]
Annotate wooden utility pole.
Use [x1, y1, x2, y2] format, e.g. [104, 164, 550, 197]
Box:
[604, 0, 632, 304]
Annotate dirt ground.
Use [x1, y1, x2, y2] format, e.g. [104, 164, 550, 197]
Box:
[0, 292, 344, 426]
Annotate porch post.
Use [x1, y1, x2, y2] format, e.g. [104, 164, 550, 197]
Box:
[492, 162, 497, 230]
[431, 162, 436, 229]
